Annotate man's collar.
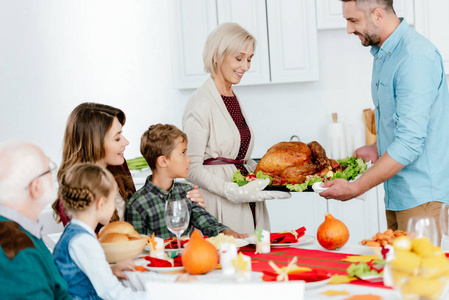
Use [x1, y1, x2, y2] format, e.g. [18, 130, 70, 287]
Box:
[0, 203, 43, 238]
[371, 18, 408, 58]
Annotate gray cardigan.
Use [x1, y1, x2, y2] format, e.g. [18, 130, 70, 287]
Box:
[182, 77, 271, 234]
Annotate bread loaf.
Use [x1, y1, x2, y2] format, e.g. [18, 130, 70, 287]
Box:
[98, 221, 141, 241]
[99, 232, 129, 243]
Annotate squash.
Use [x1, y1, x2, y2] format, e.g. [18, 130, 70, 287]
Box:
[317, 213, 349, 250]
[182, 230, 218, 275]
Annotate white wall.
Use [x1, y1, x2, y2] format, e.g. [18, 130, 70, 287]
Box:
[0, 1, 445, 164]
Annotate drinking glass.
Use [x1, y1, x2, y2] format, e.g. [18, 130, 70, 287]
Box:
[439, 204, 449, 250]
[406, 216, 438, 246]
[165, 198, 190, 255]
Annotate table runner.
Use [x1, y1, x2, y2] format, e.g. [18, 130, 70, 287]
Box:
[239, 246, 391, 289]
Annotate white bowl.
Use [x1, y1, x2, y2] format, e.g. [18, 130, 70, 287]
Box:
[101, 234, 148, 263]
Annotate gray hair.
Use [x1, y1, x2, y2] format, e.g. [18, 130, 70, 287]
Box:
[203, 22, 256, 77]
[340, 0, 395, 13]
[0, 141, 45, 204]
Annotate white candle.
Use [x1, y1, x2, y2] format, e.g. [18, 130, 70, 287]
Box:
[235, 254, 252, 282]
[255, 229, 271, 254]
[219, 243, 237, 275]
[153, 237, 165, 259]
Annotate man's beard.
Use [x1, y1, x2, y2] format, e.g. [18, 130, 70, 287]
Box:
[361, 32, 381, 47]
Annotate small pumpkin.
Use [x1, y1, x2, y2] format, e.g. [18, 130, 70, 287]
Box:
[317, 213, 349, 250]
[182, 230, 218, 275]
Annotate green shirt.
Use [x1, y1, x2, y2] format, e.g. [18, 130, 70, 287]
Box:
[0, 215, 72, 300]
[126, 176, 228, 239]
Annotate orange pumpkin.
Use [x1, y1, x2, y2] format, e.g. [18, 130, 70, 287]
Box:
[182, 230, 218, 275]
[317, 213, 349, 250]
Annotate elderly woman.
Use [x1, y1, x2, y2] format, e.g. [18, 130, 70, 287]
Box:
[182, 22, 290, 234]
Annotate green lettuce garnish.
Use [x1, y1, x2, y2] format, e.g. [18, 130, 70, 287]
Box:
[332, 156, 367, 181]
[286, 175, 323, 192]
[347, 262, 379, 277]
[232, 170, 247, 186]
[256, 171, 272, 183]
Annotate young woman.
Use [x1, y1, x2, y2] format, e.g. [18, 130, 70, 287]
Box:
[52, 102, 135, 224]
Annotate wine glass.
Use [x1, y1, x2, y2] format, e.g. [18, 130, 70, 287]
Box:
[406, 216, 438, 246]
[439, 204, 449, 250]
[165, 198, 190, 255]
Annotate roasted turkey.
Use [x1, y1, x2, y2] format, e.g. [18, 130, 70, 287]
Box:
[254, 141, 338, 184]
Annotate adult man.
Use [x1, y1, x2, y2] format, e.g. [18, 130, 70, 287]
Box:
[321, 0, 449, 232]
[0, 141, 72, 299]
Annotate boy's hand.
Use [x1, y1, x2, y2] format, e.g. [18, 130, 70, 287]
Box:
[111, 259, 136, 280]
[221, 229, 249, 239]
[175, 273, 197, 282]
[187, 185, 206, 208]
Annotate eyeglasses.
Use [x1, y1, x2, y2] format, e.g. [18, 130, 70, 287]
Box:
[25, 160, 58, 189]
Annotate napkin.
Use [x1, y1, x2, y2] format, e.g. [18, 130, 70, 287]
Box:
[164, 237, 190, 249]
[262, 269, 330, 282]
[144, 255, 183, 268]
[270, 227, 306, 244]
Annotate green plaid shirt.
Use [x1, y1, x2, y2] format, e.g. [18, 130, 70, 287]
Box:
[126, 175, 228, 239]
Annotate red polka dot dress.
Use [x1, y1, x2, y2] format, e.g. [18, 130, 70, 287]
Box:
[221, 95, 251, 176]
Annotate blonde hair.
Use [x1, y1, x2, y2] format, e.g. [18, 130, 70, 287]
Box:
[59, 163, 117, 212]
[140, 124, 187, 170]
[203, 22, 256, 77]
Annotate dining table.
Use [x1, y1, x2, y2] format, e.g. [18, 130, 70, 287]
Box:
[123, 235, 402, 300]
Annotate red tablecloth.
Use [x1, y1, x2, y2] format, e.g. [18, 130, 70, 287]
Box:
[239, 246, 391, 289]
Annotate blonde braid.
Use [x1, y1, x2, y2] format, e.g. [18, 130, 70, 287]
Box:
[59, 179, 95, 211]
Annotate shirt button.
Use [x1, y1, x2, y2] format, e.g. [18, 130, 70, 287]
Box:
[376, 130, 379, 134]
[376, 106, 379, 110]
[376, 83, 379, 86]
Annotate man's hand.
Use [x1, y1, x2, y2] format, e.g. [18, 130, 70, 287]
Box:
[353, 144, 379, 163]
[187, 185, 206, 208]
[319, 179, 363, 201]
[221, 229, 249, 238]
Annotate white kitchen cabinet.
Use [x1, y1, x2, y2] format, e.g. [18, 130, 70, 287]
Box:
[377, 184, 387, 232]
[169, 0, 217, 89]
[266, 0, 319, 83]
[266, 191, 327, 237]
[216, 0, 270, 85]
[327, 185, 385, 245]
[170, 0, 319, 89]
[316, 0, 415, 30]
[414, 0, 449, 74]
[267, 185, 387, 247]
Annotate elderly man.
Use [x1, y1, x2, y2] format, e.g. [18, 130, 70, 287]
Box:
[0, 141, 72, 299]
[320, 0, 449, 233]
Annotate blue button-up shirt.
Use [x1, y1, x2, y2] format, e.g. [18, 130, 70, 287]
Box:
[370, 19, 449, 210]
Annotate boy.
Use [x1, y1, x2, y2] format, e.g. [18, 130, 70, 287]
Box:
[126, 124, 246, 239]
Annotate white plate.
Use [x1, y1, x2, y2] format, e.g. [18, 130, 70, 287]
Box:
[145, 265, 185, 273]
[271, 235, 315, 248]
[305, 277, 331, 289]
[235, 238, 249, 249]
[358, 274, 384, 283]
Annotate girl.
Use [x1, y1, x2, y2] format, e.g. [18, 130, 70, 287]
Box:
[52, 163, 192, 299]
